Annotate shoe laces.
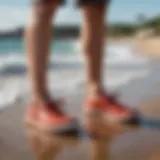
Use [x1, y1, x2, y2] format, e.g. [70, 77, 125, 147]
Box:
[45, 100, 64, 116]
[106, 94, 130, 113]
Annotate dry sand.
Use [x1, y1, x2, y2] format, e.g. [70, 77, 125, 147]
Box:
[133, 37, 160, 58]
[109, 35, 160, 58]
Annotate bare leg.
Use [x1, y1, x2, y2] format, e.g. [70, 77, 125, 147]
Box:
[25, 0, 61, 103]
[81, 3, 138, 128]
[25, 0, 79, 134]
[81, 4, 108, 97]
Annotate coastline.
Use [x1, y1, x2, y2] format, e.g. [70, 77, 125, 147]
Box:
[108, 36, 160, 58]
[0, 34, 160, 159]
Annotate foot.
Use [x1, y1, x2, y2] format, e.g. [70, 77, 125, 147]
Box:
[25, 100, 79, 136]
[84, 92, 139, 131]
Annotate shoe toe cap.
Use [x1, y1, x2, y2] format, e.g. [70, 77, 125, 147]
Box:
[124, 112, 140, 126]
[54, 120, 80, 136]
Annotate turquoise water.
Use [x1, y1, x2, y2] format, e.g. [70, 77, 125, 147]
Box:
[0, 38, 74, 54]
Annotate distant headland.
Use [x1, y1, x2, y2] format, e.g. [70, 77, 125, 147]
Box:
[0, 15, 159, 39]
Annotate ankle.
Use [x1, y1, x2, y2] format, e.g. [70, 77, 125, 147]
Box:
[86, 84, 105, 99]
[31, 92, 51, 105]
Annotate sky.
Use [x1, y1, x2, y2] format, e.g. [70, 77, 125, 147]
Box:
[0, 0, 160, 31]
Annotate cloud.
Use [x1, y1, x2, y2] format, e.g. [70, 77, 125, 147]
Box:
[0, 6, 29, 31]
[1, 0, 160, 31]
[0, 4, 132, 31]
[56, 8, 81, 26]
[0, 5, 81, 31]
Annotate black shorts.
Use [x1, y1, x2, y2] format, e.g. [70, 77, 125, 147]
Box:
[61, 0, 110, 6]
[33, 0, 110, 6]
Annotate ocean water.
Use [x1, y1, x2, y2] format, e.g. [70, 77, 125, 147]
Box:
[0, 38, 156, 109]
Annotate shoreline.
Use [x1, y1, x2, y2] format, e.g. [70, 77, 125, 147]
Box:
[108, 36, 160, 58]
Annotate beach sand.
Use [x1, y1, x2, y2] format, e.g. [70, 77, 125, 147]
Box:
[0, 78, 160, 160]
[1, 38, 160, 159]
[109, 36, 160, 58]
[133, 37, 160, 58]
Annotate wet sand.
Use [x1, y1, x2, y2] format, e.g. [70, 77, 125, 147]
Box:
[1, 64, 160, 160]
[0, 97, 160, 159]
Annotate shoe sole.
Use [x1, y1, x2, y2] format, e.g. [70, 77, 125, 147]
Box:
[24, 117, 80, 138]
[84, 107, 140, 137]
[26, 125, 80, 147]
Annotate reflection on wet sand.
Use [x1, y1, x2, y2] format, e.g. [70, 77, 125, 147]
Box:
[26, 117, 160, 160]
[0, 100, 159, 160]
[26, 126, 80, 160]
[90, 138, 110, 160]
[26, 121, 126, 160]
